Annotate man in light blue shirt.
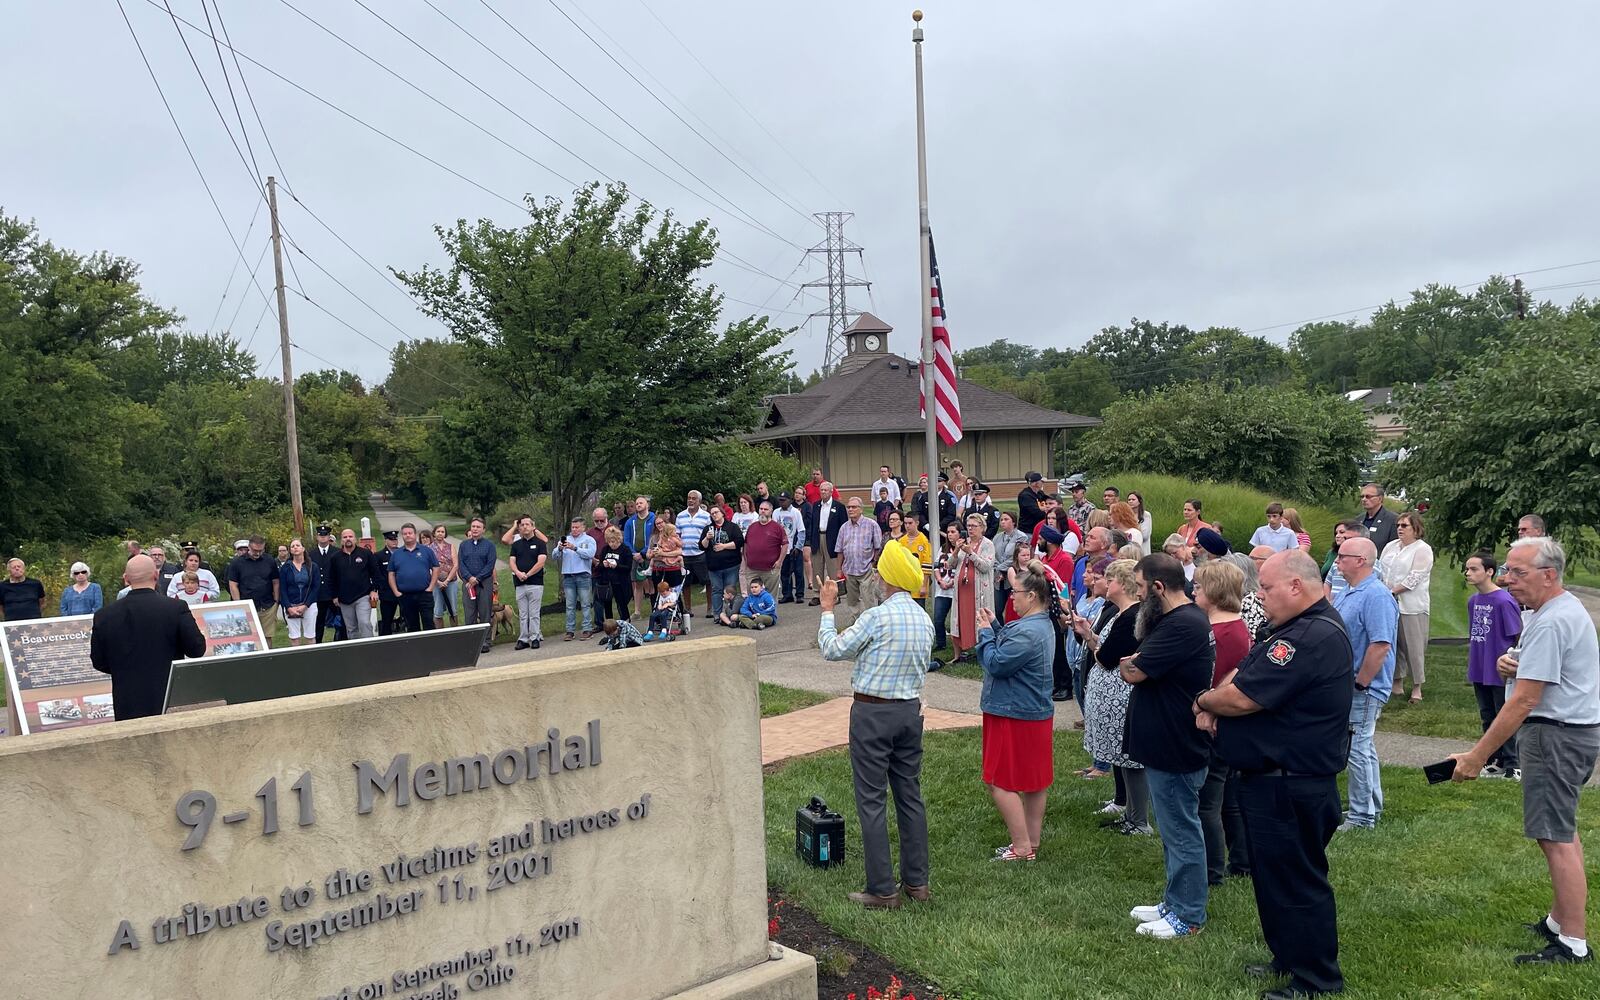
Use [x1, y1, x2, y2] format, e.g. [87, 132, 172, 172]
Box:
[1250, 503, 1300, 553]
[1331, 537, 1397, 831]
[818, 539, 933, 910]
[557, 517, 597, 640]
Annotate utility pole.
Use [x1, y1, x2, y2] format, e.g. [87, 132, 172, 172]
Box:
[801, 211, 871, 372]
[1512, 276, 1527, 320]
[267, 176, 306, 538]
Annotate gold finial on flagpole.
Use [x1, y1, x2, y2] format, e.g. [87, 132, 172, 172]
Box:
[912, 8, 923, 20]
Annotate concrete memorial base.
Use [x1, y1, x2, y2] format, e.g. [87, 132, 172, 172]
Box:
[0, 634, 813, 1000]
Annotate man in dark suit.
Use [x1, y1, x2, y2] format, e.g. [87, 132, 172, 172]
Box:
[804, 482, 846, 605]
[90, 555, 207, 721]
[307, 523, 342, 642]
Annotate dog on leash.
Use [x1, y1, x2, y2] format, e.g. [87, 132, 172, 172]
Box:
[491, 603, 516, 636]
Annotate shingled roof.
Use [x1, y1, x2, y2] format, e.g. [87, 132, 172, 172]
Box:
[747, 353, 1098, 441]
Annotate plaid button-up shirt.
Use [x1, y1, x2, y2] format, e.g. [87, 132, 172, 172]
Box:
[818, 591, 934, 700]
[835, 516, 882, 577]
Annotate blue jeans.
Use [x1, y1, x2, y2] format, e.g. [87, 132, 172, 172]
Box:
[932, 596, 952, 650]
[709, 565, 740, 617]
[1146, 766, 1210, 927]
[1346, 692, 1383, 827]
[562, 574, 593, 634]
[432, 580, 459, 620]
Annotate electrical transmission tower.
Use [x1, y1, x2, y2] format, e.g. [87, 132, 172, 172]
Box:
[802, 211, 871, 372]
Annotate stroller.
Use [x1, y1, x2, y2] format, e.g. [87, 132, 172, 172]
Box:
[642, 578, 689, 642]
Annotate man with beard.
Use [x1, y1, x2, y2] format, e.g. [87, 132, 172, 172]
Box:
[1196, 550, 1353, 997]
[1121, 553, 1214, 939]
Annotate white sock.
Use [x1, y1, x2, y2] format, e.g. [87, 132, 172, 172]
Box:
[1557, 933, 1588, 957]
[1546, 914, 1563, 935]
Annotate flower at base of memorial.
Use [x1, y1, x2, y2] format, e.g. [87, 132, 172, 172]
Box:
[768, 917, 781, 938]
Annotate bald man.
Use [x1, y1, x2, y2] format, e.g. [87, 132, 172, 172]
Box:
[90, 555, 207, 721]
[1196, 550, 1353, 997]
[1331, 536, 1398, 832]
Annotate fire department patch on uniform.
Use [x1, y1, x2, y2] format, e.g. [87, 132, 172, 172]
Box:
[1267, 640, 1295, 666]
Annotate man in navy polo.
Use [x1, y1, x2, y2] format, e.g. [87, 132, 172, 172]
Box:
[386, 522, 440, 634]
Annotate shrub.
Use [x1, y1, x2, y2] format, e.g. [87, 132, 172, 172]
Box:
[1096, 473, 1344, 557]
[1076, 382, 1370, 505]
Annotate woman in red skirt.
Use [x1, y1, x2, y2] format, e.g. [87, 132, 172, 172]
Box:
[975, 560, 1060, 861]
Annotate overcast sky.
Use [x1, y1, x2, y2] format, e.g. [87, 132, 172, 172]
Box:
[7, 1, 1600, 387]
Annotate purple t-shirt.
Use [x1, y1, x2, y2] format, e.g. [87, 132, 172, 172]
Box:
[1467, 589, 1522, 685]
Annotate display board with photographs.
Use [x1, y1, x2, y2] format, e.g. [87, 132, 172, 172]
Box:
[2, 600, 268, 735]
[2, 615, 104, 735]
[189, 601, 267, 657]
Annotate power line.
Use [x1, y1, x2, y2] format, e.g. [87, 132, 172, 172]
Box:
[156, 0, 263, 197]
[428, 0, 805, 252]
[634, 0, 843, 206]
[197, 0, 263, 187]
[286, 285, 472, 397]
[117, 0, 277, 321]
[223, 235, 272, 335]
[470, 0, 810, 250]
[147, 2, 809, 292]
[539, 0, 818, 229]
[205, 191, 265, 330]
[208, 0, 295, 194]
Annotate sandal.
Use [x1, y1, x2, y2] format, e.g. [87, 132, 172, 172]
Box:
[1082, 768, 1110, 780]
[1409, 693, 1423, 704]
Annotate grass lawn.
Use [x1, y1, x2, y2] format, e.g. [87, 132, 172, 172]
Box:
[759, 682, 831, 718]
[1373, 644, 1486, 741]
[765, 729, 1599, 1000]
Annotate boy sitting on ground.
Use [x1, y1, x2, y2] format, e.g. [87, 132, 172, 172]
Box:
[598, 617, 644, 650]
[643, 581, 679, 640]
[733, 579, 777, 630]
[717, 586, 741, 627]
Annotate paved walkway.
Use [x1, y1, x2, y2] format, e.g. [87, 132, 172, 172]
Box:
[761, 698, 979, 765]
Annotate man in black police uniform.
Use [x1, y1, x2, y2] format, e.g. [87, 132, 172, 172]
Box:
[1194, 549, 1352, 998]
[307, 523, 342, 642]
[373, 530, 402, 635]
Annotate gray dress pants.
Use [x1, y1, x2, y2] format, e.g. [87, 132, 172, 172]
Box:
[849, 698, 930, 896]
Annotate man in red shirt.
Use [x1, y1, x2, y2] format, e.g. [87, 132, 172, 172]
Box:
[803, 468, 824, 505]
[743, 501, 789, 593]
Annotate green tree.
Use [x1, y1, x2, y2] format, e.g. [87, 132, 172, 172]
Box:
[1041, 354, 1120, 417]
[1076, 381, 1369, 504]
[954, 338, 1040, 378]
[0, 214, 176, 541]
[107, 331, 255, 403]
[396, 183, 791, 521]
[1389, 303, 1600, 561]
[1081, 318, 1196, 393]
[1181, 327, 1296, 386]
[423, 394, 541, 517]
[1357, 281, 1513, 387]
[381, 338, 482, 415]
[602, 442, 806, 512]
[1291, 320, 1363, 391]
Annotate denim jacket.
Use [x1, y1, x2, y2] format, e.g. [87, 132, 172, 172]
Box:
[975, 611, 1056, 721]
[279, 559, 321, 609]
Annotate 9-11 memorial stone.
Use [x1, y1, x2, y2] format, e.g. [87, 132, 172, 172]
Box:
[0, 634, 815, 999]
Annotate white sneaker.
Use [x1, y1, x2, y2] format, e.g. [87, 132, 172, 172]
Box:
[1482, 764, 1507, 779]
[1137, 913, 1200, 938]
[1130, 903, 1165, 923]
[1511, 768, 1522, 782]
[1097, 802, 1126, 816]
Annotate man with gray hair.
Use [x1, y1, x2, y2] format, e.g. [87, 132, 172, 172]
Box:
[1518, 514, 1548, 539]
[1453, 536, 1600, 965]
[1332, 537, 1397, 831]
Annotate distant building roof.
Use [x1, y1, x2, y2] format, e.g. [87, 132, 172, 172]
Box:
[843, 312, 894, 335]
[1345, 387, 1396, 410]
[748, 353, 1099, 442]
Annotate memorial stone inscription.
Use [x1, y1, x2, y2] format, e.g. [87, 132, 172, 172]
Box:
[0, 638, 777, 1000]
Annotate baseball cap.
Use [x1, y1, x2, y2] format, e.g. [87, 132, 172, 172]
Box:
[234, 539, 249, 550]
[777, 490, 792, 500]
[1025, 471, 1043, 483]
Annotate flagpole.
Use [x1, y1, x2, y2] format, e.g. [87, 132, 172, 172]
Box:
[913, 9, 939, 569]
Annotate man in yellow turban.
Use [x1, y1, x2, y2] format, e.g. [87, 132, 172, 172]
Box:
[816, 537, 936, 911]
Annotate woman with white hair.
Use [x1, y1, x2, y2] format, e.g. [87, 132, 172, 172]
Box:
[1379, 511, 1434, 703]
[59, 562, 103, 615]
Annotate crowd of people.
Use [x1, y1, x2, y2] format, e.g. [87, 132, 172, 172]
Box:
[807, 473, 1598, 999]
[8, 466, 1597, 993]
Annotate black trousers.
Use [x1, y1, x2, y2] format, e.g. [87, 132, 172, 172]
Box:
[596, 584, 630, 623]
[397, 592, 436, 634]
[1236, 773, 1344, 995]
[1473, 683, 1518, 768]
[378, 599, 400, 635]
[314, 599, 342, 642]
[1199, 752, 1251, 882]
[780, 550, 805, 601]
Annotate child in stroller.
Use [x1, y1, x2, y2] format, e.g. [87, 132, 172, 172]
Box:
[643, 580, 685, 641]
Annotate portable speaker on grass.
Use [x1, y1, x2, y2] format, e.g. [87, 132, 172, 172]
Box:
[795, 796, 845, 868]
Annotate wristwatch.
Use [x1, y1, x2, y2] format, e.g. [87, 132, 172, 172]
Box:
[1354, 681, 1369, 691]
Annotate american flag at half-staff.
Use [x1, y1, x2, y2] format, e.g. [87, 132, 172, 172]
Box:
[919, 232, 963, 445]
